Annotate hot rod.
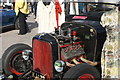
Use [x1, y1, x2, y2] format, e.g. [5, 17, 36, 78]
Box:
[1, 1, 119, 80]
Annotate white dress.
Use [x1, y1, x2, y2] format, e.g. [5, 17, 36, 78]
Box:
[36, 0, 57, 33]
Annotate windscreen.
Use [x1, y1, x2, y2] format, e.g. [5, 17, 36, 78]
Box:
[65, 2, 116, 15]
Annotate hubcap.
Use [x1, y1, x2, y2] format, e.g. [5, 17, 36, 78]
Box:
[10, 52, 32, 75]
[78, 74, 95, 80]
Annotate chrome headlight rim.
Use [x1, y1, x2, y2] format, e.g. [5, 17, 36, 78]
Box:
[54, 60, 66, 72]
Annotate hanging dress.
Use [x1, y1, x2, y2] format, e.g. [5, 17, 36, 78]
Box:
[36, 0, 57, 33]
[101, 7, 120, 79]
[58, 0, 65, 28]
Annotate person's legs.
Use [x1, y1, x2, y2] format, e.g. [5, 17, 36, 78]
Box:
[31, 3, 34, 13]
[34, 2, 37, 19]
[18, 11, 27, 34]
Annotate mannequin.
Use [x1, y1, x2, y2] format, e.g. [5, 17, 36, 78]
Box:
[101, 7, 120, 79]
[42, 0, 51, 6]
[36, 0, 57, 33]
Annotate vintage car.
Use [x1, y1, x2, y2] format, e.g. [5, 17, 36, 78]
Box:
[0, 8, 20, 32]
[1, 1, 119, 80]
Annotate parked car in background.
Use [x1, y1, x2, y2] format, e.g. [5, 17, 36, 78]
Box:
[0, 6, 19, 32]
[1, 1, 120, 80]
[0, 9, 15, 31]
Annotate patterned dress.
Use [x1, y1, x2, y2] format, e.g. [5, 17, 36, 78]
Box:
[101, 7, 120, 79]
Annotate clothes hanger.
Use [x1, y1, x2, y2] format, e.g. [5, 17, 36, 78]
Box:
[42, 0, 51, 6]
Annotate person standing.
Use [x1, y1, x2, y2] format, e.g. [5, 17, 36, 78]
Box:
[33, 1, 38, 19]
[15, 0, 30, 35]
[31, 0, 38, 19]
[30, 0, 34, 13]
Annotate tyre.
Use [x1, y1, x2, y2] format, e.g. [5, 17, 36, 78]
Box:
[63, 63, 100, 80]
[15, 17, 20, 30]
[2, 43, 33, 76]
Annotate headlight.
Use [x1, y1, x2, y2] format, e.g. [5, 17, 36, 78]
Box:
[54, 60, 66, 72]
[22, 50, 32, 60]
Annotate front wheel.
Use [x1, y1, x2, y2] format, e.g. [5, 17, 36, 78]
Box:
[63, 63, 100, 80]
[2, 43, 33, 76]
